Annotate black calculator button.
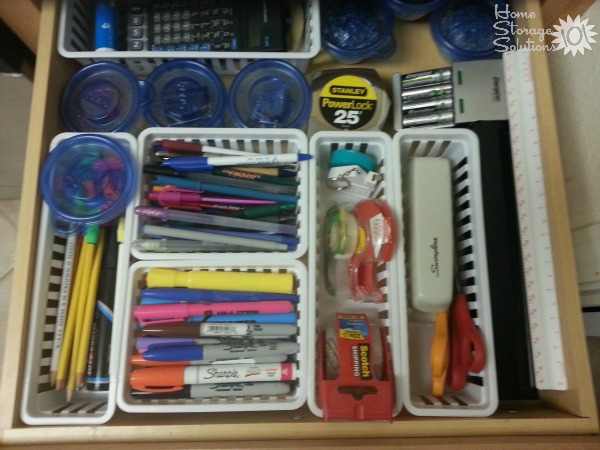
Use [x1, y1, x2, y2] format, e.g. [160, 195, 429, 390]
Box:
[130, 28, 144, 39]
[129, 40, 144, 50]
[130, 16, 144, 27]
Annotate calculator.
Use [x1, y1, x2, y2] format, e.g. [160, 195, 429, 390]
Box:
[120, 0, 288, 52]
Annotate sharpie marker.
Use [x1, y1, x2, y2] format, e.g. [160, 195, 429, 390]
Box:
[131, 353, 288, 366]
[133, 301, 295, 324]
[136, 336, 291, 351]
[130, 382, 292, 398]
[140, 288, 299, 304]
[141, 341, 299, 362]
[130, 363, 298, 390]
[162, 153, 311, 171]
[140, 322, 298, 338]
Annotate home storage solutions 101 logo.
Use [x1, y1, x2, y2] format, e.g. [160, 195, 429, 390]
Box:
[494, 3, 597, 56]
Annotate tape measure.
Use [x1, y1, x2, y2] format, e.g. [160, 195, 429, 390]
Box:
[503, 50, 566, 390]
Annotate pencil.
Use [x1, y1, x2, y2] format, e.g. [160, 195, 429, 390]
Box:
[75, 228, 105, 388]
[55, 235, 88, 391]
[50, 234, 78, 387]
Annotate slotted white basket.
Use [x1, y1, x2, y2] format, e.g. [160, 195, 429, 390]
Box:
[392, 128, 498, 417]
[58, 0, 321, 75]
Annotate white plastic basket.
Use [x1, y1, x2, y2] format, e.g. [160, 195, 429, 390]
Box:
[306, 131, 405, 419]
[116, 259, 310, 413]
[20, 132, 135, 425]
[58, 0, 321, 76]
[129, 127, 310, 261]
[391, 128, 498, 417]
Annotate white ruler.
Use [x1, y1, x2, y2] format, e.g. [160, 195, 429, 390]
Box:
[502, 50, 566, 390]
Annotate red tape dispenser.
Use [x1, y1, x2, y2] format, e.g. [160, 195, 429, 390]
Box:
[318, 313, 394, 421]
[349, 199, 396, 302]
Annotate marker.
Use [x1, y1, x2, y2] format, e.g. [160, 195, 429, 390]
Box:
[136, 336, 291, 352]
[139, 322, 298, 338]
[141, 341, 299, 362]
[131, 353, 288, 366]
[130, 363, 298, 390]
[154, 175, 298, 204]
[135, 205, 298, 235]
[148, 188, 278, 206]
[132, 239, 257, 253]
[140, 288, 300, 304]
[145, 267, 295, 294]
[133, 301, 295, 324]
[130, 382, 292, 398]
[153, 140, 251, 156]
[162, 153, 312, 172]
[186, 312, 297, 324]
[142, 224, 291, 252]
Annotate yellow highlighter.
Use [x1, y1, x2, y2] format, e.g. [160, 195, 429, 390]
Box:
[146, 268, 295, 294]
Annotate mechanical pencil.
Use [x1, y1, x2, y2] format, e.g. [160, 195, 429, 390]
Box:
[139, 322, 298, 338]
[131, 353, 288, 366]
[132, 239, 256, 253]
[133, 301, 295, 324]
[135, 205, 298, 235]
[130, 381, 292, 398]
[161, 153, 311, 172]
[153, 176, 298, 204]
[136, 336, 291, 352]
[130, 363, 298, 390]
[142, 224, 291, 251]
[140, 288, 300, 303]
[141, 341, 299, 362]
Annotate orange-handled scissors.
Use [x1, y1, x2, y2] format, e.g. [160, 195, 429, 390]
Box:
[445, 290, 486, 391]
[430, 311, 450, 397]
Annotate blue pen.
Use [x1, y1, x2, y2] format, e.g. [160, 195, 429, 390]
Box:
[140, 288, 300, 304]
[154, 175, 298, 204]
[142, 341, 300, 362]
[162, 153, 311, 172]
[187, 313, 298, 324]
[195, 228, 300, 247]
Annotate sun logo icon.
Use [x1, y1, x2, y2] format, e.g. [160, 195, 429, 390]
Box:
[550, 15, 597, 56]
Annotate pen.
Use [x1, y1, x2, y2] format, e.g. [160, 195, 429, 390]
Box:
[145, 267, 295, 294]
[231, 166, 298, 177]
[132, 239, 257, 253]
[140, 341, 299, 362]
[225, 203, 297, 219]
[130, 381, 292, 398]
[148, 187, 278, 205]
[188, 227, 299, 247]
[144, 165, 298, 195]
[139, 322, 298, 337]
[154, 175, 298, 204]
[130, 363, 298, 390]
[161, 153, 311, 171]
[212, 167, 299, 187]
[142, 224, 291, 251]
[140, 288, 300, 303]
[135, 205, 298, 235]
[136, 336, 291, 351]
[133, 301, 295, 324]
[186, 312, 298, 325]
[131, 353, 288, 366]
[153, 140, 251, 156]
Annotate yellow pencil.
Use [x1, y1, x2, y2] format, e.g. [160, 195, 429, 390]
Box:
[54, 236, 88, 391]
[75, 228, 105, 388]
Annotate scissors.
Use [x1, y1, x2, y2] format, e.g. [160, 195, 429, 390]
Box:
[445, 275, 486, 392]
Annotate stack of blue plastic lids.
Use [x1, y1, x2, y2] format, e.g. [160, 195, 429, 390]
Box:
[228, 60, 311, 129]
[320, 0, 396, 64]
[431, 0, 513, 61]
[144, 60, 227, 128]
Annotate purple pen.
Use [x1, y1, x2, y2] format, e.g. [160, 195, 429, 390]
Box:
[140, 288, 300, 303]
[148, 189, 276, 205]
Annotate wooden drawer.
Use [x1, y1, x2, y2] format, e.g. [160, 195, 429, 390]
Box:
[1, 0, 598, 446]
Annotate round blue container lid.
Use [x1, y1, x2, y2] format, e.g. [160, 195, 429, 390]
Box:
[321, 0, 396, 63]
[144, 60, 226, 127]
[431, 0, 511, 61]
[60, 62, 141, 132]
[228, 60, 311, 129]
[40, 134, 137, 236]
[386, 0, 451, 17]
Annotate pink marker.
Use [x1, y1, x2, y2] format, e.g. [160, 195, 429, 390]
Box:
[148, 187, 276, 206]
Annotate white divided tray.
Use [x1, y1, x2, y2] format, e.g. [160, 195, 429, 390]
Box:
[129, 127, 310, 261]
[392, 128, 498, 417]
[58, 0, 321, 76]
[116, 259, 310, 413]
[306, 131, 405, 418]
[20, 132, 135, 425]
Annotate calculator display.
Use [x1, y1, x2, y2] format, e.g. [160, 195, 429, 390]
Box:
[121, 0, 287, 52]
